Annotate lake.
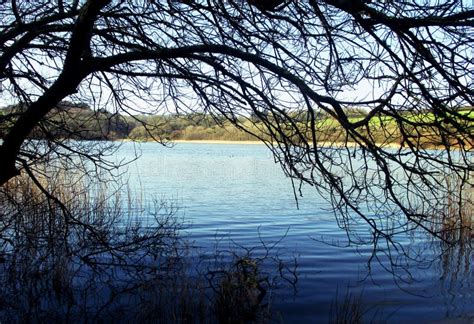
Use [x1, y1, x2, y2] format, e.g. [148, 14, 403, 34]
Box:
[115, 141, 472, 322]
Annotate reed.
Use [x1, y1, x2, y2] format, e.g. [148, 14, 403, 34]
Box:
[0, 170, 297, 322]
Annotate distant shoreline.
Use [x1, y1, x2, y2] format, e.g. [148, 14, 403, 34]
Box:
[170, 140, 401, 148]
[3, 137, 451, 150]
[123, 139, 457, 150]
[120, 138, 263, 145]
[125, 138, 404, 148]
[172, 139, 263, 145]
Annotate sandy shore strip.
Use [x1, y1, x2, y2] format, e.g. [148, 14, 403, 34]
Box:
[171, 139, 263, 145]
[122, 139, 456, 150]
[172, 139, 404, 149]
[125, 139, 406, 149]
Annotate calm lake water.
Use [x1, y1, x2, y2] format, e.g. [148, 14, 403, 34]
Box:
[116, 141, 473, 323]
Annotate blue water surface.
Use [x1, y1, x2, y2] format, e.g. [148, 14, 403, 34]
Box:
[114, 141, 473, 323]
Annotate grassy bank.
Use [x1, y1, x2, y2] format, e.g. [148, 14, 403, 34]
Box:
[121, 108, 474, 149]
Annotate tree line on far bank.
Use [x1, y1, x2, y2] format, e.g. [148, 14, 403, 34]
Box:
[1, 102, 471, 148]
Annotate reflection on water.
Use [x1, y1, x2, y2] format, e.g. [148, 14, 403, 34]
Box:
[0, 143, 474, 322]
[119, 142, 472, 322]
[0, 168, 297, 322]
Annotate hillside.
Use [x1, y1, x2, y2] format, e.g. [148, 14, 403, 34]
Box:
[1, 103, 472, 148]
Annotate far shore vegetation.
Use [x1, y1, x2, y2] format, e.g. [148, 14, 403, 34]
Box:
[1, 101, 472, 149]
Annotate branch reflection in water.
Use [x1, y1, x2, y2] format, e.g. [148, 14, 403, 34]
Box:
[0, 171, 297, 322]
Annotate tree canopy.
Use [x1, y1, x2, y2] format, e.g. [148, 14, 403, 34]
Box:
[0, 0, 473, 249]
